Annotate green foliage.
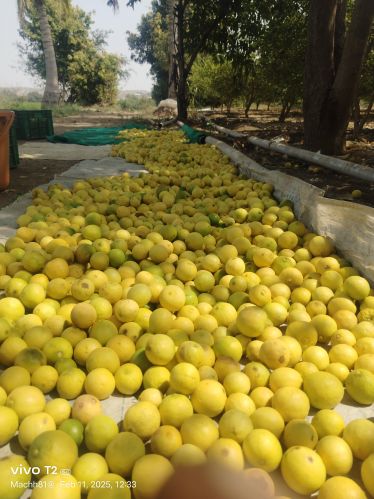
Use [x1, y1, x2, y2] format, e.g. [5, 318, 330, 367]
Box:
[256, 0, 307, 119]
[127, 0, 306, 118]
[188, 0, 307, 119]
[128, 0, 238, 116]
[127, 0, 169, 102]
[67, 50, 124, 105]
[189, 56, 243, 110]
[0, 100, 42, 111]
[124, 0, 369, 127]
[0, 96, 84, 117]
[17, 0, 69, 24]
[18, 0, 126, 105]
[119, 95, 155, 111]
[51, 103, 85, 117]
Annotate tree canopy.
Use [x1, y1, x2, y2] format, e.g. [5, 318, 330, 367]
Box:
[17, 0, 70, 105]
[127, 0, 169, 102]
[127, 0, 307, 119]
[124, 0, 373, 151]
[19, 0, 126, 105]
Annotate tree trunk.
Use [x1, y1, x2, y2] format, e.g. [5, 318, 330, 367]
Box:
[279, 103, 287, 123]
[174, 0, 188, 120]
[243, 77, 255, 118]
[173, 0, 236, 120]
[353, 94, 374, 138]
[319, 0, 374, 154]
[177, 76, 188, 121]
[35, 0, 60, 107]
[244, 83, 255, 118]
[334, 0, 347, 72]
[279, 100, 293, 123]
[304, 0, 374, 154]
[353, 96, 361, 139]
[167, 0, 177, 99]
[244, 100, 253, 118]
[303, 0, 337, 151]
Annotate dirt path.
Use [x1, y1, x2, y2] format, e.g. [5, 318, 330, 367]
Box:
[194, 109, 374, 208]
[2, 112, 144, 209]
[53, 111, 142, 134]
[0, 159, 78, 209]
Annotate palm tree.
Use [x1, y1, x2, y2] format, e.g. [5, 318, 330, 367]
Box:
[107, 0, 119, 8]
[17, 0, 68, 107]
[167, 0, 177, 99]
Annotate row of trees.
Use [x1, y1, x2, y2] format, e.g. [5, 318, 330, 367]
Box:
[304, 0, 373, 152]
[188, 1, 307, 123]
[124, 0, 373, 155]
[18, 0, 125, 106]
[22, 0, 373, 154]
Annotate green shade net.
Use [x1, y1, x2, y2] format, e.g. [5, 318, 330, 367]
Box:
[47, 123, 149, 146]
[180, 124, 206, 144]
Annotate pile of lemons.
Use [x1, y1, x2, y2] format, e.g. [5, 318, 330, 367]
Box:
[0, 129, 373, 499]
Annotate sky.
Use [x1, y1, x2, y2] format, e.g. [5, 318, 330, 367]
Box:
[0, 0, 153, 91]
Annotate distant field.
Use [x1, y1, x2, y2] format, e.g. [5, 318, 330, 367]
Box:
[0, 95, 156, 118]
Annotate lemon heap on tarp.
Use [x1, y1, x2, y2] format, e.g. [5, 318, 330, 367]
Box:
[0, 130, 373, 499]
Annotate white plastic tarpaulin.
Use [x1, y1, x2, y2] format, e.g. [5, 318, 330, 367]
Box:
[206, 136, 374, 285]
[19, 142, 112, 160]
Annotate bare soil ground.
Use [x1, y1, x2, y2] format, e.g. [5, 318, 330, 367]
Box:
[53, 110, 150, 135]
[194, 109, 374, 208]
[1, 111, 150, 209]
[2, 108, 373, 210]
[1, 159, 78, 209]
